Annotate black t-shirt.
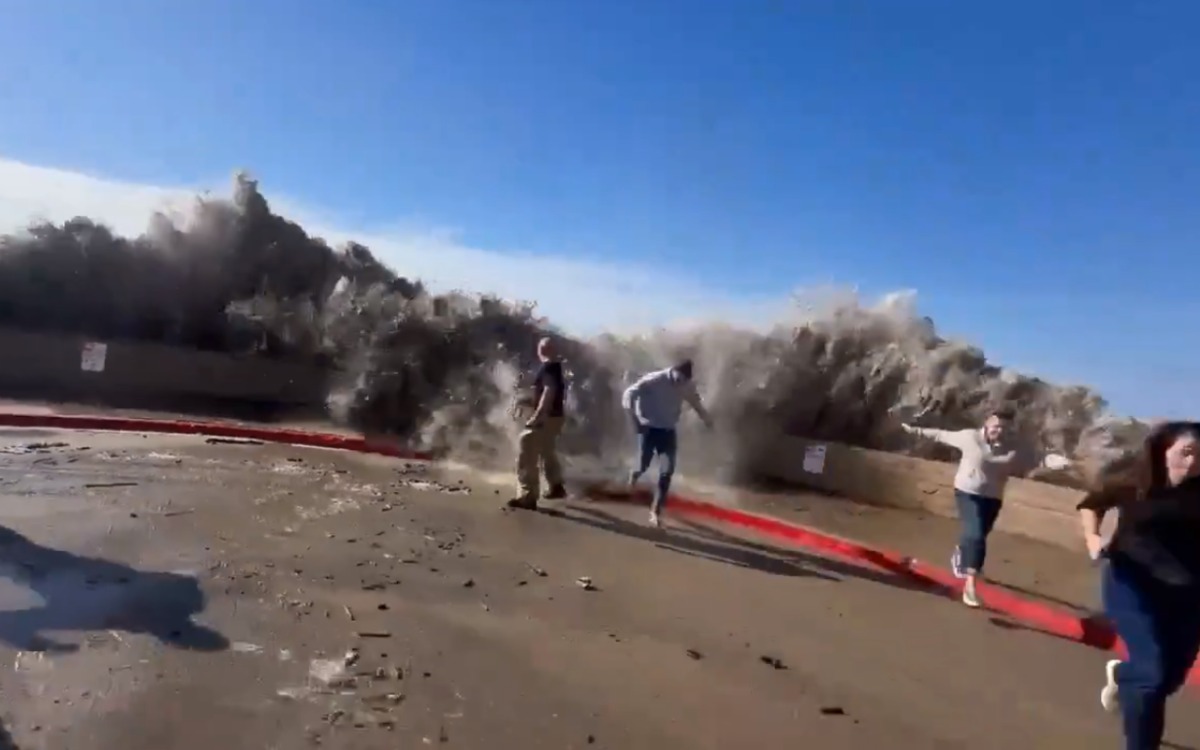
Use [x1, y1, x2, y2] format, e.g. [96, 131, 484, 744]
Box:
[534, 361, 566, 417]
[1079, 477, 1200, 587]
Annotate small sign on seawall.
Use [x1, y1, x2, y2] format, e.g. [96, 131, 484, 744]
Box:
[802, 444, 827, 474]
[80, 341, 108, 373]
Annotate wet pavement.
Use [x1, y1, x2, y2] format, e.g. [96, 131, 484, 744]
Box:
[0, 428, 1198, 749]
[0, 398, 1103, 612]
[682, 481, 1101, 614]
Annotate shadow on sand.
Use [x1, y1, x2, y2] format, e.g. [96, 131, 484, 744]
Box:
[0, 525, 227, 653]
[545, 503, 935, 595]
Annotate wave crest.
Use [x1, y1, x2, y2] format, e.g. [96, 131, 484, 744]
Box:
[0, 174, 1144, 487]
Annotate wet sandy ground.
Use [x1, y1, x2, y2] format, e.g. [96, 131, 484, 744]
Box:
[701, 484, 1100, 614]
[0, 428, 1199, 749]
[0, 398, 1101, 611]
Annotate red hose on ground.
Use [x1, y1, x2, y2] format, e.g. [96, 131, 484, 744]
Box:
[0, 410, 1190, 685]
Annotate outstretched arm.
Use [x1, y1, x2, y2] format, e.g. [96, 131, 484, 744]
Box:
[1012, 445, 1073, 478]
[901, 424, 968, 451]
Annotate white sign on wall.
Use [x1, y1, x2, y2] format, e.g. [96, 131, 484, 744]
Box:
[802, 444, 827, 475]
[80, 342, 108, 373]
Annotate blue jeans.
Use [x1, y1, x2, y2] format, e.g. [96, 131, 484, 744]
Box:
[1103, 557, 1200, 750]
[632, 427, 677, 515]
[954, 490, 1002, 573]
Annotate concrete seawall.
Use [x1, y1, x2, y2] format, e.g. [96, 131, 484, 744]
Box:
[0, 327, 329, 411]
[0, 327, 1084, 550]
[752, 433, 1085, 551]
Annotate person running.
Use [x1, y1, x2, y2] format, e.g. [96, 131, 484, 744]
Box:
[1077, 421, 1200, 750]
[508, 337, 567, 510]
[901, 408, 1063, 608]
[622, 359, 713, 528]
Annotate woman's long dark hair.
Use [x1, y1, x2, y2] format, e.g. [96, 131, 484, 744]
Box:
[1137, 421, 1200, 495]
[1089, 421, 1200, 504]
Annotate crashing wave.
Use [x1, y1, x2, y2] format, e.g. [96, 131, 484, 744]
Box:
[0, 173, 1146, 487]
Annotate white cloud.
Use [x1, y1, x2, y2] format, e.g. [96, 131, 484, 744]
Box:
[0, 156, 782, 335]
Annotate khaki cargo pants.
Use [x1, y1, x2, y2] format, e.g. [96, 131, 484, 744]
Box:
[516, 415, 564, 502]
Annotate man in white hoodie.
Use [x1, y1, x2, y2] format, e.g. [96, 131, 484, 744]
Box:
[902, 408, 1068, 608]
[622, 359, 713, 528]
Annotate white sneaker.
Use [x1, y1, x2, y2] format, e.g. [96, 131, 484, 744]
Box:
[1100, 659, 1121, 712]
[951, 547, 966, 579]
[961, 578, 981, 608]
[648, 511, 662, 529]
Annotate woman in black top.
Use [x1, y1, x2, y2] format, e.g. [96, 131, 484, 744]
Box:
[1077, 421, 1200, 750]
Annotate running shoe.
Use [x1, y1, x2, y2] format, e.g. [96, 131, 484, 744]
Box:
[961, 577, 980, 608]
[951, 546, 966, 579]
[1101, 659, 1121, 712]
[648, 511, 662, 529]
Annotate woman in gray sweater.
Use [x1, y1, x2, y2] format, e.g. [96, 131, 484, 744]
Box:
[902, 408, 1064, 608]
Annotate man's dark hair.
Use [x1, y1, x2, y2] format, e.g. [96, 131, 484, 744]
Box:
[674, 359, 694, 379]
[990, 407, 1016, 422]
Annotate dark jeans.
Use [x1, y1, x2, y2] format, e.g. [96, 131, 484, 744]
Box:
[632, 427, 677, 515]
[954, 490, 1002, 573]
[1103, 557, 1200, 750]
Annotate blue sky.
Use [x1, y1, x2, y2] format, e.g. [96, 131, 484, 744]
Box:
[0, 1, 1197, 418]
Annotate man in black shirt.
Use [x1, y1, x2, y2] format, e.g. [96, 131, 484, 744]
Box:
[508, 337, 567, 509]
